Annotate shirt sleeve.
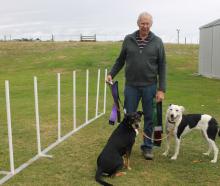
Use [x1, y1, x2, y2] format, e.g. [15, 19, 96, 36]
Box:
[109, 37, 127, 78]
[157, 40, 166, 92]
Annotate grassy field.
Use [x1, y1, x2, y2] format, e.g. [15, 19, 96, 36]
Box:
[0, 41, 220, 186]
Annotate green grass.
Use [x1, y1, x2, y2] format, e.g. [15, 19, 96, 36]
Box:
[0, 42, 220, 185]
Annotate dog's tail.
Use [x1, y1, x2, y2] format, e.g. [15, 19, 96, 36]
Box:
[95, 167, 113, 186]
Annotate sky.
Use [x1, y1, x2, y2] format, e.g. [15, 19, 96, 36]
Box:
[0, 0, 220, 43]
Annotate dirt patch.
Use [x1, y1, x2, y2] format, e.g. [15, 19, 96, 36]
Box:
[51, 68, 66, 73]
[57, 55, 66, 60]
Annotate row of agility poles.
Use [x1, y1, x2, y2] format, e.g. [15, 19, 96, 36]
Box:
[0, 69, 107, 184]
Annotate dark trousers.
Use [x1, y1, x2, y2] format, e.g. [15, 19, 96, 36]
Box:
[124, 84, 156, 150]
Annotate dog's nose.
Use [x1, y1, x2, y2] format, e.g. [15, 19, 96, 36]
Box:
[171, 114, 174, 119]
[135, 124, 139, 128]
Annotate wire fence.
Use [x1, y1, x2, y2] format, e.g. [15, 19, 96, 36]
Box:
[0, 34, 125, 42]
[0, 34, 199, 44]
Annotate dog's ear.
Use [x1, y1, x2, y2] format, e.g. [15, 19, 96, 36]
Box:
[169, 103, 173, 106]
[137, 111, 144, 116]
[180, 106, 185, 113]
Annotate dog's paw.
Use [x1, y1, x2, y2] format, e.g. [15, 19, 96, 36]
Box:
[115, 172, 127, 177]
[127, 166, 132, 170]
[171, 156, 177, 160]
[210, 159, 217, 163]
[203, 152, 210, 156]
[124, 165, 132, 170]
[162, 152, 168, 156]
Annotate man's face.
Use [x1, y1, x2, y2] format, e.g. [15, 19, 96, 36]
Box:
[138, 15, 152, 35]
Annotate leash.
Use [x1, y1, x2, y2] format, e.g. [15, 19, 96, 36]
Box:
[140, 129, 172, 141]
[106, 80, 125, 107]
[106, 80, 171, 142]
[107, 80, 123, 125]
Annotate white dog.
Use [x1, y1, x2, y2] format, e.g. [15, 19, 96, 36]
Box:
[163, 104, 220, 163]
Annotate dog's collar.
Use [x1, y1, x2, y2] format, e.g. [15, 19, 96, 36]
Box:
[167, 119, 176, 124]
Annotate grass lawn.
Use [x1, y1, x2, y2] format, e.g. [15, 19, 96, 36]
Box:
[0, 41, 220, 185]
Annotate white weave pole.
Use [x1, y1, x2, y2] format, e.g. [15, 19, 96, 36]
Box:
[103, 69, 107, 114]
[34, 76, 42, 155]
[95, 69, 100, 117]
[85, 69, 89, 123]
[73, 71, 76, 130]
[57, 73, 61, 140]
[5, 80, 15, 175]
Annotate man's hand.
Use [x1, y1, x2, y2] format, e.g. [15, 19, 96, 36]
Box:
[106, 75, 113, 84]
[156, 90, 165, 102]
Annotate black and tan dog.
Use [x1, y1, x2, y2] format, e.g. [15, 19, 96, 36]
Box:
[95, 111, 143, 186]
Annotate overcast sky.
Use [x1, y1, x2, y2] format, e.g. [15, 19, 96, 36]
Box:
[0, 0, 220, 43]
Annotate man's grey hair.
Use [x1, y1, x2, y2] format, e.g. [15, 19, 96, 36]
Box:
[137, 12, 153, 24]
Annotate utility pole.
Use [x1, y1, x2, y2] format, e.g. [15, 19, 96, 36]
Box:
[176, 29, 180, 44]
[51, 34, 54, 42]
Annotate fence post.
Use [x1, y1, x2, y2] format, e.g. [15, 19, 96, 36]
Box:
[85, 70, 89, 122]
[73, 71, 76, 130]
[103, 69, 107, 114]
[57, 73, 61, 140]
[95, 69, 100, 117]
[5, 80, 15, 175]
[34, 77, 42, 155]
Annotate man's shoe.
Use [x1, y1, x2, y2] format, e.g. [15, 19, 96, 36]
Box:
[143, 149, 153, 160]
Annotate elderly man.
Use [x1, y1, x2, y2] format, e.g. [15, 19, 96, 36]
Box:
[107, 12, 166, 160]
